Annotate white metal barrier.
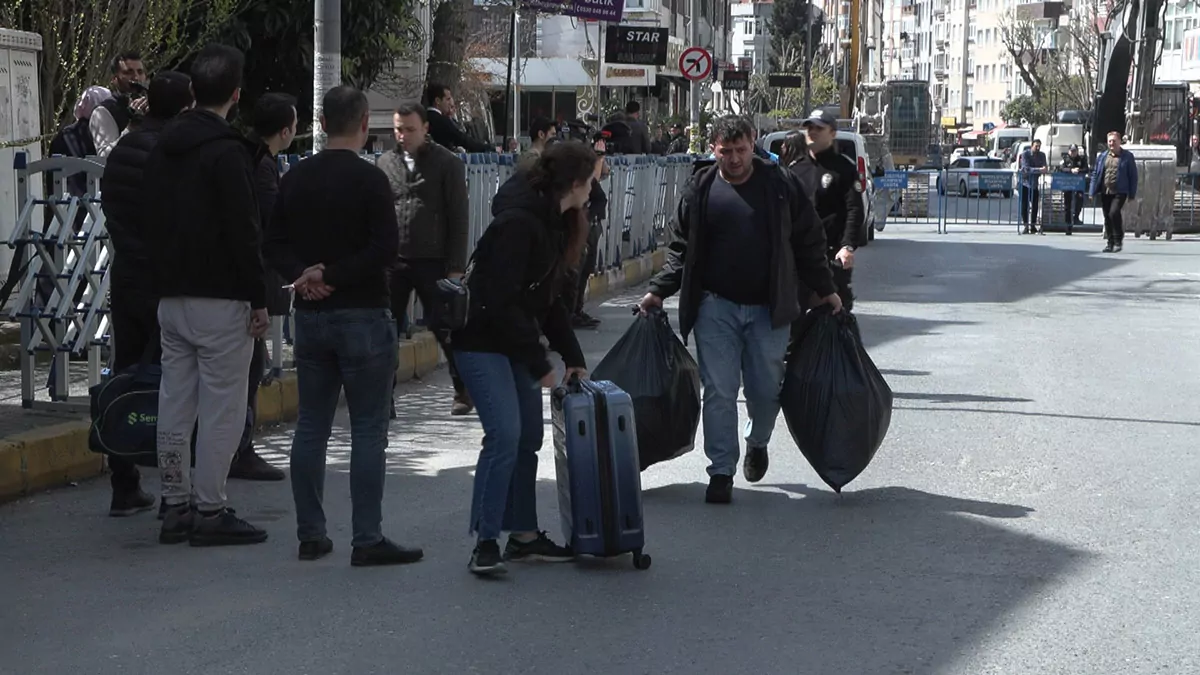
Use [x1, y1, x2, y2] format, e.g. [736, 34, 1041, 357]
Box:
[2, 149, 693, 406]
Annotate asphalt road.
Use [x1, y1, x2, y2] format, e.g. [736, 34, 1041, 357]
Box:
[3, 225, 1199, 674]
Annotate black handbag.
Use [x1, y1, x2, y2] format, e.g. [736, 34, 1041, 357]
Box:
[435, 260, 474, 331]
[88, 328, 195, 468]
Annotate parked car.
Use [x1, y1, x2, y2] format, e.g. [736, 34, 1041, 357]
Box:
[945, 155, 1012, 198]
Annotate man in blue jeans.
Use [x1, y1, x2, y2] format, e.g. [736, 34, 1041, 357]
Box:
[640, 116, 841, 504]
[264, 85, 423, 566]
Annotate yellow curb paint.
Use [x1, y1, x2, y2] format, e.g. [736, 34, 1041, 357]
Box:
[1, 252, 669, 501]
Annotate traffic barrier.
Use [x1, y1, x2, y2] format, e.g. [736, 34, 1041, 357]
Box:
[1168, 173, 1200, 240]
[871, 169, 940, 231]
[2, 149, 692, 410]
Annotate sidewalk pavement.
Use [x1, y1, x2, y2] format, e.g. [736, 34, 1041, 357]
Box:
[0, 249, 666, 502]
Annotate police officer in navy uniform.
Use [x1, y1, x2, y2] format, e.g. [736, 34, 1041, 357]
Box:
[802, 109, 865, 311]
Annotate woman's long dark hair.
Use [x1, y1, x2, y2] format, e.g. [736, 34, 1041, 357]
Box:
[778, 131, 809, 166]
[527, 141, 597, 269]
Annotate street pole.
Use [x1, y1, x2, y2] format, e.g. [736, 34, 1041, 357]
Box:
[803, 13, 813, 113]
[513, 1, 522, 143]
[689, 0, 700, 150]
[959, 0, 970, 127]
[313, 0, 342, 153]
[501, 3, 516, 145]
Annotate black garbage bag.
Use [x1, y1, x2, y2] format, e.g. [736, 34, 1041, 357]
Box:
[781, 307, 893, 492]
[592, 308, 702, 471]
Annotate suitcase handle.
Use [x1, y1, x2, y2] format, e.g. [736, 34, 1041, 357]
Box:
[551, 372, 584, 404]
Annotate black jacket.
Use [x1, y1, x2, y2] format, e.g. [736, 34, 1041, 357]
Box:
[1060, 153, 1089, 175]
[450, 173, 586, 379]
[810, 146, 866, 251]
[143, 109, 266, 308]
[376, 141, 470, 272]
[252, 144, 293, 315]
[427, 107, 492, 153]
[647, 157, 837, 342]
[786, 157, 819, 202]
[101, 115, 167, 294]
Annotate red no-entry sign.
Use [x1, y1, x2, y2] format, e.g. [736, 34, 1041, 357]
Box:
[680, 47, 712, 82]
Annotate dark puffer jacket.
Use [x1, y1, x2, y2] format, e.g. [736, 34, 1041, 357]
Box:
[450, 173, 585, 379]
[101, 116, 168, 293]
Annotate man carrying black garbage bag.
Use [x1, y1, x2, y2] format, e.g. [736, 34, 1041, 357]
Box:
[638, 115, 841, 505]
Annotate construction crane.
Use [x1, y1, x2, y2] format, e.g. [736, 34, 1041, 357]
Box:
[1095, 0, 1166, 149]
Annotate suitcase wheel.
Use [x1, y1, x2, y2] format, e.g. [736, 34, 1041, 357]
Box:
[632, 549, 652, 571]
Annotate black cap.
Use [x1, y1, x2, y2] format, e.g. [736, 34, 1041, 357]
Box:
[801, 109, 837, 129]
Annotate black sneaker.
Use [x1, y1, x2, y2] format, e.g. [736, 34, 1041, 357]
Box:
[109, 487, 156, 517]
[228, 448, 286, 481]
[159, 503, 194, 545]
[1114, 243, 1123, 252]
[469, 539, 507, 576]
[1103, 243, 1114, 253]
[451, 393, 474, 416]
[189, 508, 268, 547]
[350, 537, 424, 567]
[298, 536, 334, 561]
[705, 474, 733, 504]
[742, 446, 769, 483]
[504, 532, 573, 562]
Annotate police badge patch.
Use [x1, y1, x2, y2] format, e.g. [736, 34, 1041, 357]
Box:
[821, 173, 833, 188]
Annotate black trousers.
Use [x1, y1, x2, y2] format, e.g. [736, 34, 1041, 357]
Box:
[1063, 191, 1085, 223]
[236, 338, 267, 455]
[574, 220, 603, 313]
[832, 263, 854, 313]
[389, 259, 463, 396]
[1101, 193, 1128, 245]
[108, 287, 159, 489]
[1020, 184, 1041, 226]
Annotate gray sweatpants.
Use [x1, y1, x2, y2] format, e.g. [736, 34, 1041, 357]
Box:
[156, 297, 254, 511]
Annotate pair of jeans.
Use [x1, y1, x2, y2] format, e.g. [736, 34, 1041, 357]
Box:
[236, 339, 267, 455]
[1101, 193, 1128, 245]
[389, 259, 463, 396]
[454, 350, 543, 542]
[692, 293, 790, 477]
[574, 219, 603, 313]
[290, 307, 397, 547]
[1020, 183, 1041, 226]
[1063, 191, 1085, 224]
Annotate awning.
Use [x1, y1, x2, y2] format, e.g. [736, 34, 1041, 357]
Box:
[961, 129, 986, 140]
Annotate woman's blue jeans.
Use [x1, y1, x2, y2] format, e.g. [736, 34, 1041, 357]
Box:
[453, 350, 544, 542]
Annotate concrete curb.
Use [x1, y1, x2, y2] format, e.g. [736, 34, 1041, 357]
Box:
[0, 250, 665, 503]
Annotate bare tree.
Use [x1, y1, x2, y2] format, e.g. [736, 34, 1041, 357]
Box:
[1000, 1, 1101, 112]
[0, 0, 244, 139]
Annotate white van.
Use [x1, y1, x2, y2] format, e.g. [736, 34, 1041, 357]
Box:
[989, 128, 1032, 161]
[760, 129, 878, 237]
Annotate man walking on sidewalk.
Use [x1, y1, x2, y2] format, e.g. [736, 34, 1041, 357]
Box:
[144, 44, 269, 546]
[378, 102, 473, 415]
[638, 116, 841, 505]
[265, 86, 423, 566]
[1019, 139, 1049, 234]
[100, 70, 194, 517]
[226, 92, 298, 482]
[1091, 131, 1138, 253]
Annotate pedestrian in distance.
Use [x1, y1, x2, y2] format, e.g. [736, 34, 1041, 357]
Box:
[1059, 144, 1089, 233]
[1090, 131, 1138, 253]
[450, 141, 594, 577]
[1019, 139, 1049, 234]
[378, 101, 473, 416]
[264, 86, 423, 567]
[100, 70, 194, 518]
[802, 109, 865, 312]
[143, 44, 270, 547]
[639, 115, 841, 505]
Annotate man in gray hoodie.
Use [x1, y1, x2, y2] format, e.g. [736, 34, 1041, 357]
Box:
[378, 102, 472, 415]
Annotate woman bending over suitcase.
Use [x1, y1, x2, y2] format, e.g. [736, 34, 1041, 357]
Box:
[451, 141, 595, 576]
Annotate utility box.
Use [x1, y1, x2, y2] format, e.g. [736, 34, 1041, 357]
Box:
[0, 27, 43, 288]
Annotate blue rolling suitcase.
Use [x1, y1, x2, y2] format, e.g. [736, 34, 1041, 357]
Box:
[551, 377, 651, 570]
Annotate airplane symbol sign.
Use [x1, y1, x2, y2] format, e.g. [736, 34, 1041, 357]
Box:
[679, 46, 712, 82]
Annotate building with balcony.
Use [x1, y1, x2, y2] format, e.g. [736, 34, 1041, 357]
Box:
[1157, 0, 1200, 85]
[730, 0, 772, 76]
